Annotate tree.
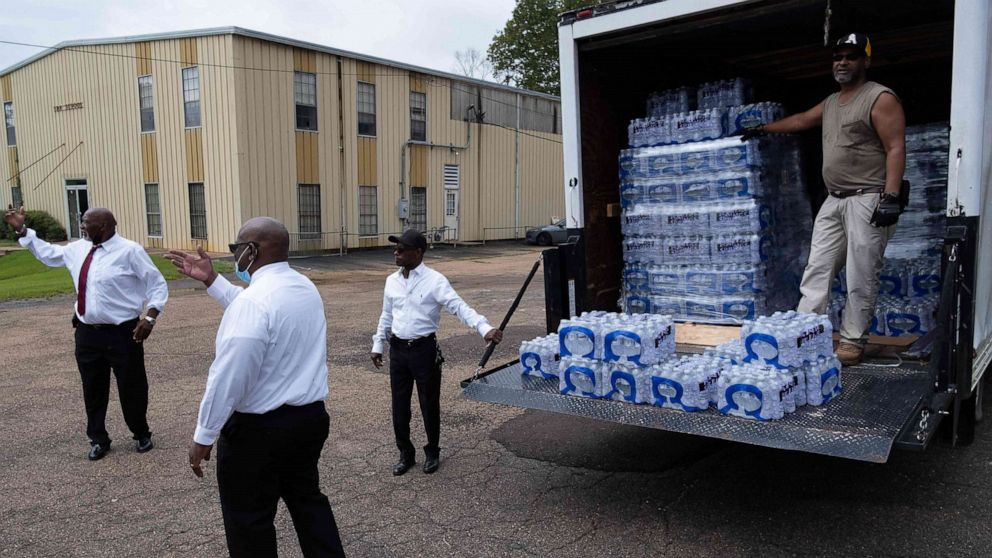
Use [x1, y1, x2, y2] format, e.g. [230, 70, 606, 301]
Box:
[452, 48, 494, 81]
[487, 0, 597, 95]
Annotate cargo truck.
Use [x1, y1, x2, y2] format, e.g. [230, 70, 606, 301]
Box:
[462, 0, 991, 463]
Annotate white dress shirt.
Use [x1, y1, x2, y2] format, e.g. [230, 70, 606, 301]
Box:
[372, 263, 493, 354]
[194, 262, 329, 445]
[18, 228, 168, 325]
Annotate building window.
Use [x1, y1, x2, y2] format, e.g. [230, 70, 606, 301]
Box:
[446, 191, 457, 216]
[410, 91, 426, 141]
[145, 183, 162, 237]
[298, 184, 321, 240]
[359, 185, 378, 236]
[409, 187, 427, 232]
[294, 72, 317, 131]
[3, 102, 14, 146]
[182, 67, 201, 128]
[188, 182, 207, 239]
[11, 185, 23, 209]
[138, 76, 155, 132]
[357, 82, 376, 136]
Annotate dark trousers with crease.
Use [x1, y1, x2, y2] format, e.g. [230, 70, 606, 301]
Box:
[217, 401, 345, 558]
[389, 336, 442, 458]
[73, 317, 150, 446]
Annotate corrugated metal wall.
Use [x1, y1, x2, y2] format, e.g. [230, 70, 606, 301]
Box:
[0, 37, 240, 252]
[1, 32, 563, 251]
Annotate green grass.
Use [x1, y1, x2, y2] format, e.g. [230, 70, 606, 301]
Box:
[0, 238, 18, 247]
[0, 251, 234, 302]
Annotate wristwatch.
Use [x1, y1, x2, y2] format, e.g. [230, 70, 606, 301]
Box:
[144, 315, 157, 326]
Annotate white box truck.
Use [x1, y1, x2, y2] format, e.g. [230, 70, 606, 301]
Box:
[462, 0, 991, 463]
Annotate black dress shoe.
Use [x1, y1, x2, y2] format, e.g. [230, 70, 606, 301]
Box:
[392, 456, 416, 476]
[423, 454, 439, 474]
[88, 443, 110, 461]
[136, 436, 153, 453]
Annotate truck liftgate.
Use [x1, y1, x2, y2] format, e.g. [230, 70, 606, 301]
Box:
[463, 358, 938, 464]
[462, 237, 969, 464]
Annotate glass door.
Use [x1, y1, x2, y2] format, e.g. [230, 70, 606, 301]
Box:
[65, 179, 89, 239]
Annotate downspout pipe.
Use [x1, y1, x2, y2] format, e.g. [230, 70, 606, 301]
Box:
[398, 104, 475, 227]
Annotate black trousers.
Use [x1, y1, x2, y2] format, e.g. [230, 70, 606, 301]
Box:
[389, 335, 443, 457]
[73, 318, 150, 446]
[217, 401, 345, 558]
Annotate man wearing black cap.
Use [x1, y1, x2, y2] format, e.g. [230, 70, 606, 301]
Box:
[741, 32, 906, 366]
[370, 229, 503, 475]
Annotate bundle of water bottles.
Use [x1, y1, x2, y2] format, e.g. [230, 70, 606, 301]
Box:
[635, 79, 785, 147]
[621, 78, 812, 324]
[827, 122, 948, 338]
[829, 257, 940, 337]
[710, 310, 843, 418]
[548, 310, 842, 421]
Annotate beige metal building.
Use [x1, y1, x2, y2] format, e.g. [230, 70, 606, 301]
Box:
[0, 28, 564, 252]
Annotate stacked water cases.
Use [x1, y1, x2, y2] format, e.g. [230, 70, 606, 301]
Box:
[829, 123, 948, 337]
[620, 78, 813, 324]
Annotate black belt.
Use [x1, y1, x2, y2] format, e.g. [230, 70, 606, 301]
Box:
[828, 187, 883, 198]
[390, 333, 437, 350]
[73, 316, 139, 330]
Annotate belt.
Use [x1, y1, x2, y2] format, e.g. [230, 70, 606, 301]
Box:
[73, 316, 139, 330]
[390, 333, 437, 349]
[828, 187, 883, 198]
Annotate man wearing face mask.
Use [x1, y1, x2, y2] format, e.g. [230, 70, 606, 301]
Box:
[371, 229, 503, 476]
[739, 33, 906, 366]
[165, 218, 345, 557]
[3, 205, 167, 461]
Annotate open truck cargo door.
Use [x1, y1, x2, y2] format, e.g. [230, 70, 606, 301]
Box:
[464, 0, 991, 460]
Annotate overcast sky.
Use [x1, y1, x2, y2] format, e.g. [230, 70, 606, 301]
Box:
[0, 0, 516, 76]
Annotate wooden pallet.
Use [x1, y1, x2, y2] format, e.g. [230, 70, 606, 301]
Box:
[675, 322, 920, 350]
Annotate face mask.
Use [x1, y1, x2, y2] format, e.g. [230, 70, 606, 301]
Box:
[234, 246, 255, 283]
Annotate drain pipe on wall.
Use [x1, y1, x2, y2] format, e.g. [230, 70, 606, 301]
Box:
[398, 104, 475, 227]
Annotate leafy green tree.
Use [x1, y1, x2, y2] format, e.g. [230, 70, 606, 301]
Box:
[488, 0, 599, 95]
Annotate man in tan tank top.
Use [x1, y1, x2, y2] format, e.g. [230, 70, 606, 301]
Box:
[741, 33, 906, 365]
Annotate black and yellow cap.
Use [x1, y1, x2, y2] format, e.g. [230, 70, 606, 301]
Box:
[834, 32, 872, 57]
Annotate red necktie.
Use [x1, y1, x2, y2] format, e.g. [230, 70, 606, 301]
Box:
[77, 245, 101, 316]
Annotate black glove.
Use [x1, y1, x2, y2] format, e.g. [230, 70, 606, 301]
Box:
[870, 192, 902, 227]
[739, 125, 766, 142]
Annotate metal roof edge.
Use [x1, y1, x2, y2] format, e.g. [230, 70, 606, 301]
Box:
[0, 26, 561, 102]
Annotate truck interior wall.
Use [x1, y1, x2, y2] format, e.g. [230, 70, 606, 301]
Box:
[575, 0, 954, 312]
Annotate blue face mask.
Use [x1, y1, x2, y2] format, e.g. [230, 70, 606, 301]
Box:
[234, 246, 255, 283]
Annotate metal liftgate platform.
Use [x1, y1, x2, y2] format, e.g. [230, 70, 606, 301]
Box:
[461, 355, 935, 463]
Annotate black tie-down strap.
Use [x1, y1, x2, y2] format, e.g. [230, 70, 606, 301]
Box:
[469, 255, 543, 385]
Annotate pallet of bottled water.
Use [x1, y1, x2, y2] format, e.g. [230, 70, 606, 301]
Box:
[518, 334, 560, 379]
[830, 292, 938, 338]
[830, 255, 941, 338]
[625, 292, 769, 323]
[887, 122, 948, 261]
[619, 138, 766, 180]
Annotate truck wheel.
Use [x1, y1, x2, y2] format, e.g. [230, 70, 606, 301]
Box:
[538, 232, 552, 246]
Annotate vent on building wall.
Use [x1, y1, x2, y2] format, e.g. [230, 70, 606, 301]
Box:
[443, 164, 460, 189]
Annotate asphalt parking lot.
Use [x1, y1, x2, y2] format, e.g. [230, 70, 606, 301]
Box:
[1, 241, 990, 557]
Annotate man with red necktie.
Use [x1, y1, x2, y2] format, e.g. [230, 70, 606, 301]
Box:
[4, 206, 168, 461]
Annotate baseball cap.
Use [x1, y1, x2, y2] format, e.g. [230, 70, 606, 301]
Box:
[388, 229, 427, 251]
[833, 32, 872, 57]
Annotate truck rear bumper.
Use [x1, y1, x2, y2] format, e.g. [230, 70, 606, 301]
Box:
[462, 359, 933, 463]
